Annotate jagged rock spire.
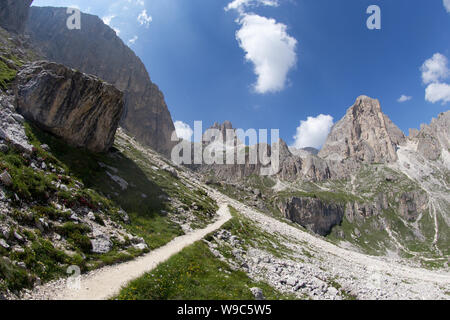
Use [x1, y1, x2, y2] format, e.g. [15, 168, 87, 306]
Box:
[319, 96, 406, 163]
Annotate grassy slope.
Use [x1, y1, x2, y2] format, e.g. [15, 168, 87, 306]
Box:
[0, 59, 16, 90]
[0, 122, 219, 294]
[0, 124, 144, 293]
[25, 123, 185, 250]
[27, 125, 218, 250]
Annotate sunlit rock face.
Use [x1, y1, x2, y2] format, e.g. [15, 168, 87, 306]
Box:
[319, 95, 406, 163]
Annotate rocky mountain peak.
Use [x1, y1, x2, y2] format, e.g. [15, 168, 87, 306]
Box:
[410, 110, 450, 161]
[274, 138, 292, 160]
[351, 95, 382, 115]
[211, 120, 234, 132]
[205, 121, 235, 143]
[319, 96, 406, 163]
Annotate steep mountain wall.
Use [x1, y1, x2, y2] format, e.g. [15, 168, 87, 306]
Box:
[26, 6, 176, 157]
[0, 0, 33, 34]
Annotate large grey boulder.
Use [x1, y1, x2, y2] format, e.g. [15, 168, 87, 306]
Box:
[14, 61, 124, 153]
[319, 96, 406, 163]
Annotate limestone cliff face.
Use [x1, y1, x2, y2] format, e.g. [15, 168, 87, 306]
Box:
[26, 6, 176, 157]
[14, 61, 123, 152]
[278, 197, 345, 236]
[409, 111, 450, 161]
[319, 96, 406, 163]
[0, 0, 33, 34]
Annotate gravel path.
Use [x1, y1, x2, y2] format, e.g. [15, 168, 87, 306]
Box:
[21, 204, 231, 300]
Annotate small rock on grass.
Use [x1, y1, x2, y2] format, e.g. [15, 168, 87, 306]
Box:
[0, 170, 13, 187]
[250, 287, 265, 300]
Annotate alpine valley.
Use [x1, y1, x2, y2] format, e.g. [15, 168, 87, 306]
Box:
[0, 0, 448, 301]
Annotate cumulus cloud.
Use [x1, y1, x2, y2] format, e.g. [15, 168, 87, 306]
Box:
[425, 82, 450, 104]
[421, 53, 450, 104]
[292, 115, 334, 149]
[138, 9, 152, 27]
[226, 0, 297, 94]
[397, 95, 412, 103]
[421, 53, 449, 84]
[236, 14, 297, 94]
[444, 0, 450, 13]
[174, 121, 193, 141]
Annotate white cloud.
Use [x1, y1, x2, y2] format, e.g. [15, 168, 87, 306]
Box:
[102, 15, 115, 26]
[226, 0, 279, 13]
[444, 0, 450, 13]
[137, 9, 152, 27]
[236, 14, 297, 94]
[397, 95, 412, 103]
[128, 35, 138, 45]
[174, 121, 193, 141]
[421, 53, 449, 84]
[425, 82, 450, 104]
[421, 53, 450, 104]
[292, 115, 334, 149]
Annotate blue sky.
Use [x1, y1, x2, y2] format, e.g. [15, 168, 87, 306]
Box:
[32, 0, 450, 148]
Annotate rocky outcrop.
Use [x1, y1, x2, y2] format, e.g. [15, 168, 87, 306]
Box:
[0, 0, 33, 34]
[319, 96, 406, 163]
[14, 61, 124, 152]
[345, 200, 382, 224]
[409, 111, 450, 161]
[26, 6, 176, 157]
[397, 191, 428, 222]
[278, 197, 345, 236]
[0, 94, 33, 153]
